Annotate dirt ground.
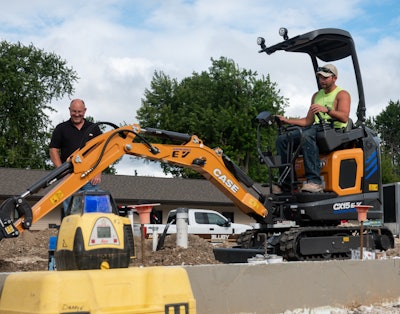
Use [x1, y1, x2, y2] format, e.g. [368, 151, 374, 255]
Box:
[0, 229, 223, 272]
[0, 228, 400, 272]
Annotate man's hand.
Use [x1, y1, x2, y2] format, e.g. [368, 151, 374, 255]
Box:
[276, 114, 309, 127]
[275, 115, 289, 124]
[309, 104, 327, 115]
[90, 173, 102, 186]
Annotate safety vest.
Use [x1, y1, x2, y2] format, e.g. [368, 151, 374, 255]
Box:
[313, 86, 347, 129]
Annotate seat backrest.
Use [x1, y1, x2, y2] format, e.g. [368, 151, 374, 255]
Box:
[345, 118, 353, 132]
[316, 118, 363, 154]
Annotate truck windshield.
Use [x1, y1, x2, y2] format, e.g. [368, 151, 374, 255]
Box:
[195, 212, 226, 225]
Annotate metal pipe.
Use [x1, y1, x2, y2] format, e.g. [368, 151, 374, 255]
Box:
[176, 208, 188, 249]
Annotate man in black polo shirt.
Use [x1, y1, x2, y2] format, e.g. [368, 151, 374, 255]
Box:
[49, 98, 102, 213]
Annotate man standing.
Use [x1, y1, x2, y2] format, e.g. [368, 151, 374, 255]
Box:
[49, 99, 102, 212]
[275, 64, 351, 193]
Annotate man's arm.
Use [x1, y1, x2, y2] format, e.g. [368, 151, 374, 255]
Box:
[328, 90, 350, 123]
[91, 173, 102, 185]
[49, 147, 62, 168]
[276, 116, 310, 126]
[276, 92, 318, 127]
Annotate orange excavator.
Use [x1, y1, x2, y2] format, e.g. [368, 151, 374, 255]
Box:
[0, 122, 270, 269]
[0, 123, 267, 240]
[0, 28, 394, 264]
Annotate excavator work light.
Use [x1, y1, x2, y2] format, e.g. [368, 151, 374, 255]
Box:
[279, 27, 289, 40]
[257, 37, 266, 50]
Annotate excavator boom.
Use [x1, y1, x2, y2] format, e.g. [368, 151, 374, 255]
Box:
[0, 124, 268, 239]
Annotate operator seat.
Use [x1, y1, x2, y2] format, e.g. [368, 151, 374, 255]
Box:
[296, 118, 365, 197]
[316, 118, 364, 154]
[345, 117, 354, 132]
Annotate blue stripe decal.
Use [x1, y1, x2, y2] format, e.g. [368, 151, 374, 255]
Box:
[365, 150, 378, 179]
[366, 164, 378, 179]
[366, 150, 377, 163]
[366, 158, 377, 172]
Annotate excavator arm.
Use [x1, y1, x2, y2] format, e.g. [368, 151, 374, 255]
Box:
[0, 123, 268, 240]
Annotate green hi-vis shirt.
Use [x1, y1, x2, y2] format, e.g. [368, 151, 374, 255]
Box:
[313, 86, 347, 129]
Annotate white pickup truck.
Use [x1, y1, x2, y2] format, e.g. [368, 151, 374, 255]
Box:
[142, 208, 253, 243]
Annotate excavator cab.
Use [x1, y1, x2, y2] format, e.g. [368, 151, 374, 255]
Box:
[257, 28, 383, 205]
[258, 28, 366, 125]
[257, 28, 369, 192]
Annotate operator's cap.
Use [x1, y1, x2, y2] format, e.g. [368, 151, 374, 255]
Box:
[316, 64, 338, 77]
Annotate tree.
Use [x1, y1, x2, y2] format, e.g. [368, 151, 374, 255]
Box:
[136, 57, 287, 181]
[367, 100, 400, 183]
[0, 41, 78, 169]
[373, 100, 400, 167]
[380, 153, 400, 184]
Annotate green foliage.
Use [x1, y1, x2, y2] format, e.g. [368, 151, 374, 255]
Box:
[373, 100, 400, 166]
[367, 100, 400, 183]
[136, 57, 287, 181]
[381, 153, 400, 184]
[0, 41, 78, 169]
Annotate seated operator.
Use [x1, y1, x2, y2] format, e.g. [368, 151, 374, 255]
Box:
[274, 64, 351, 194]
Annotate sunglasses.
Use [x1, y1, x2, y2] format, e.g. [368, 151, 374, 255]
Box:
[317, 67, 335, 76]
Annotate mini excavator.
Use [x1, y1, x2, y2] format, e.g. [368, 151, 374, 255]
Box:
[216, 27, 395, 262]
[0, 28, 394, 266]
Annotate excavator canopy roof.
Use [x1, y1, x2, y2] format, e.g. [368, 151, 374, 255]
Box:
[263, 28, 355, 62]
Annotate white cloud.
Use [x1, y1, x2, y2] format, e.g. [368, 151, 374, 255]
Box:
[1, 0, 399, 176]
[358, 36, 400, 117]
[114, 156, 172, 177]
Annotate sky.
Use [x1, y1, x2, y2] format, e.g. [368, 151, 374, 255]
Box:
[1, 0, 399, 176]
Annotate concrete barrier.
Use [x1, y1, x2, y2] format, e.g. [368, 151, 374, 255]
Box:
[0, 259, 399, 313]
[184, 259, 400, 314]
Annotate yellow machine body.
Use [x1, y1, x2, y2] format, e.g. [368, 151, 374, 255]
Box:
[0, 267, 196, 314]
[295, 148, 364, 196]
[55, 191, 135, 270]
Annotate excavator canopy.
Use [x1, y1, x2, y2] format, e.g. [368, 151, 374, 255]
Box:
[258, 27, 366, 124]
